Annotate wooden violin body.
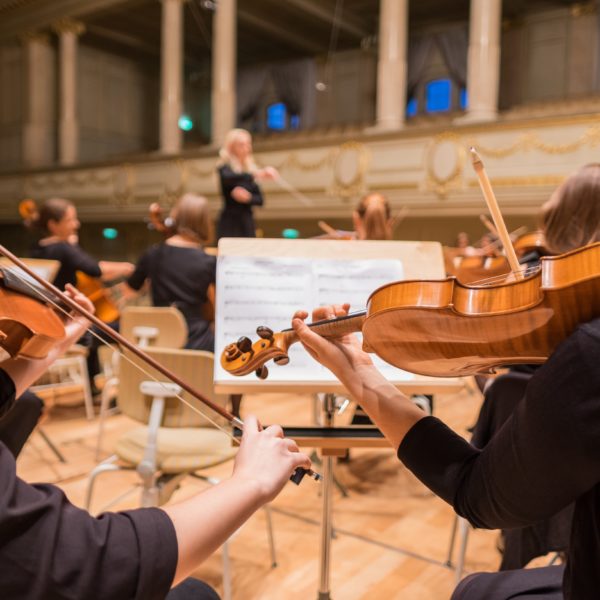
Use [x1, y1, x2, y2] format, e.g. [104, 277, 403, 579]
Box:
[221, 242, 600, 378]
[444, 250, 511, 284]
[76, 272, 121, 323]
[514, 230, 548, 258]
[0, 269, 65, 359]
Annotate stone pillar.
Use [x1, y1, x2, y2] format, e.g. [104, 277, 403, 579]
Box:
[21, 33, 55, 167]
[211, 0, 236, 145]
[374, 0, 408, 130]
[463, 0, 502, 122]
[160, 0, 185, 154]
[54, 19, 85, 165]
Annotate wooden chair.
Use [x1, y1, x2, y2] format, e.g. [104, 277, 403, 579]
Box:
[86, 347, 276, 600]
[120, 306, 188, 349]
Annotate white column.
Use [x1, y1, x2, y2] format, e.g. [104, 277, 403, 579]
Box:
[211, 0, 236, 146]
[54, 19, 85, 165]
[22, 33, 55, 167]
[160, 0, 184, 154]
[374, 0, 408, 130]
[463, 0, 502, 122]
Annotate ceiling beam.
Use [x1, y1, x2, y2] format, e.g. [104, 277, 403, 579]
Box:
[238, 8, 324, 54]
[86, 24, 208, 69]
[282, 0, 370, 39]
[0, 0, 145, 41]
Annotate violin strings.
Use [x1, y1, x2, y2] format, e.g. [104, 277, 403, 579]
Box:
[4, 267, 242, 448]
[468, 264, 541, 287]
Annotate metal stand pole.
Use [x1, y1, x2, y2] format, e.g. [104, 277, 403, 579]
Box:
[318, 453, 334, 600]
[317, 393, 337, 600]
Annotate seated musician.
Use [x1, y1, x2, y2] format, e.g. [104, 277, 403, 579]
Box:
[292, 165, 600, 600]
[471, 163, 600, 570]
[27, 198, 134, 391]
[124, 194, 216, 352]
[352, 192, 393, 241]
[28, 198, 134, 292]
[0, 284, 311, 600]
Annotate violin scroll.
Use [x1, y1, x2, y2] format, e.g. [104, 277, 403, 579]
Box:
[148, 203, 175, 237]
[220, 326, 293, 378]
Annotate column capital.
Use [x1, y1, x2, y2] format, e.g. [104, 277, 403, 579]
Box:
[52, 18, 86, 36]
[19, 31, 51, 45]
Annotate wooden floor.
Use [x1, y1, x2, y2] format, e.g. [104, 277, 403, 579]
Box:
[17, 382, 504, 600]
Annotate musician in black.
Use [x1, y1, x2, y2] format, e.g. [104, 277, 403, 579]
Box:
[293, 166, 600, 600]
[125, 194, 217, 352]
[0, 284, 311, 600]
[28, 197, 134, 392]
[216, 129, 278, 240]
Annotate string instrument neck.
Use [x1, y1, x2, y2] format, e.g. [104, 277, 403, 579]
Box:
[282, 311, 366, 345]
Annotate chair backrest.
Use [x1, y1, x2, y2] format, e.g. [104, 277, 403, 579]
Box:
[120, 306, 188, 348]
[118, 346, 228, 428]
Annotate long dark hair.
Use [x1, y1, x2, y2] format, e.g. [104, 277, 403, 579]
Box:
[541, 164, 600, 254]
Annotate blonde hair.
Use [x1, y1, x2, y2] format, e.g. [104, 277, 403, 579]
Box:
[541, 164, 600, 254]
[170, 194, 213, 246]
[355, 193, 392, 241]
[218, 128, 257, 173]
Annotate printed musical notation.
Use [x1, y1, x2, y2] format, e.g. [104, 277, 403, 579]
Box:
[215, 256, 413, 383]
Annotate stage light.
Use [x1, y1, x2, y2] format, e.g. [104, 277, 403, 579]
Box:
[178, 115, 193, 131]
[282, 228, 299, 239]
[103, 228, 118, 240]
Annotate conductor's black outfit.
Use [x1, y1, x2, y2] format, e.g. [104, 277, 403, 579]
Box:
[216, 164, 264, 240]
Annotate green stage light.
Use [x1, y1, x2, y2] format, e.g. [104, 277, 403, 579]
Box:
[178, 115, 193, 131]
[103, 228, 118, 240]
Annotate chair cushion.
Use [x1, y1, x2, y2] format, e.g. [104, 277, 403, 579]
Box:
[115, 426, 237, 473]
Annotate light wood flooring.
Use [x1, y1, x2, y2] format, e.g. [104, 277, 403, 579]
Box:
[18, 382, 510, 599]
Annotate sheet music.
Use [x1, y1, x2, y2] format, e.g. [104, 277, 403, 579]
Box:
[215, 256, 414, 383]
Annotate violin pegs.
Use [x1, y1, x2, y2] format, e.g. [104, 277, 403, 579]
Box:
[256, 325, 274, 341]
[273, 355, 289, 365]
[223, 343, 242, 361]
[236, 336, 253, 353]
[255, 365, 269, 379]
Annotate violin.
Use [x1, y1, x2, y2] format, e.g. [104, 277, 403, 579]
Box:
[443, 250, 511, 285]
[0, 267, 65, 359]
[148, 203, 176, 237]
[75, 272, 121, 323]
[18, 199, 122, 324]
[0, 244, 318, 484]
[514, 230, 548, 258]
[147, 202, 216, 323]
[220, 149, 600, 379]
[221, 241, 600, 378]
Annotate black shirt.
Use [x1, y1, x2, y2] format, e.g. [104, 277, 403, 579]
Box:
[399, 318, 600, 600]
[127, 243, 216, 318]
[127, 243, 216, 350]
[217, 164, 264, 239]
[0, 369, 178, 599]
[31, 241, 101, 291]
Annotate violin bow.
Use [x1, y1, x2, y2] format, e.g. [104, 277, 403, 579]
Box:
[0, 243, 320, 484]
[470, 148, 524, 280]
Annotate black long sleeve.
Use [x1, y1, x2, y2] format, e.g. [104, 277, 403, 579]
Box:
[0, 370, 178, 600]
[398, 318, 600, 598]
[218, 165, 264, 207]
